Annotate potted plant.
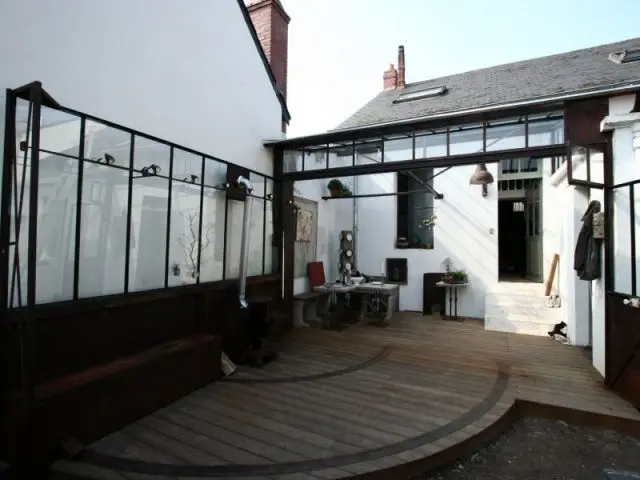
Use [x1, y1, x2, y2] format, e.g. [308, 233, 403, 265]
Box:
[443, 269, 468, 285]
[327, 179, 352, 197]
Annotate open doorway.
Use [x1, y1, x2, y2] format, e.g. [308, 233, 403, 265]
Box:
[498, 178, 543, 282]
[499, 199, 527, 279]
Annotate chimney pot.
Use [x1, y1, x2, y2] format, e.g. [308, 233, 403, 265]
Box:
[398, 45, 406, 88]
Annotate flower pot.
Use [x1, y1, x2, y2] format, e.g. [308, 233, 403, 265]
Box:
[329, 187, 341, 197]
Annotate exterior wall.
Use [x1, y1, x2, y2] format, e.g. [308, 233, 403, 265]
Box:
[355, 164, 499, 317]
[0, 0, 284, 176]
[291, 178, 354, 294]
[0, 0, 284, 305]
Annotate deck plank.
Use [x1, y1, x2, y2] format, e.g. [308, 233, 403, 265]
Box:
[52, 313, 640, 479]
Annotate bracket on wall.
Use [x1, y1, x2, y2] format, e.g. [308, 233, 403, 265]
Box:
[226, 164, 252, 201]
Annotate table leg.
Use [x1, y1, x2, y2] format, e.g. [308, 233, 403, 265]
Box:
[447, 287, 453, 320]
[454, 288, 458, 320]
[384, 292, 394, 323]
[359, 293, 368, 321]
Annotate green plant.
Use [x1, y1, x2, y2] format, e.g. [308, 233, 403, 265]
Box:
[327, 179, 352, 196]
[450, 269, 467, 281]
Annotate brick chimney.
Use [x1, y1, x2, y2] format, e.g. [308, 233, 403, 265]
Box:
[397, 45, 406, 88]
[246, 0, 290, 101]
[383, 64, 398, 91]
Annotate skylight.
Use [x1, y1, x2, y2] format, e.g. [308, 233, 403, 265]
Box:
[394, 86, 447, 103]
[608, 49, 640, 64]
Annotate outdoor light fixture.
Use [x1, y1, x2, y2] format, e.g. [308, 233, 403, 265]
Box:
[103, 153, 116, 165]
[469, 163, 494, 197]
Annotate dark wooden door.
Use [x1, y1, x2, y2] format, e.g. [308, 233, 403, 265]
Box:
[606, 177, 640, 407]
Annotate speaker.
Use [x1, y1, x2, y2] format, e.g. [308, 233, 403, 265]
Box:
[338, 230, 355, 276]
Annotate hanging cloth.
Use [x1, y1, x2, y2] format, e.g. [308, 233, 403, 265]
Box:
[574, 200, 602, 281]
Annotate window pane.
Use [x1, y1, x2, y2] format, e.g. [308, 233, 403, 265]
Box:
[225, 199, 243, 279]
[128, 138, 170, 292]
[449, 124, 483, 155]
[39, 106, 81, 157]
[414, 130, 447, 158]
[283, 149, 303, 173]
[9, 99, 34, 307]
[265, 178, 275, 275]
[249, 197, 265, 276]
[528, 113, 564, 147]
[35, 153, 79, 303]
[328, 142, 353, 168]
[77, 123, 132, 298]
[200, 160, 227, 282]
[168, 149, 203, 286]
[78, 164, 129, 298]
[355, 138, 382, 165]
[304, 146, 327, 171]
[383, 134, 412, 162]
[486, 118, 525, 151]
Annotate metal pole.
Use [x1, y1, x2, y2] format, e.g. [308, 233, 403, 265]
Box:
[236, 176, 253, 308]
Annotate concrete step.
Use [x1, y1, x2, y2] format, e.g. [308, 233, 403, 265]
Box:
[485, 293, 551, 308]
[485, 316, 558, 336]
[484, 302, 563, 320]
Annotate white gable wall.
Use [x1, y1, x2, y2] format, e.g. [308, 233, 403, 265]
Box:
[0, 0, 283, 175]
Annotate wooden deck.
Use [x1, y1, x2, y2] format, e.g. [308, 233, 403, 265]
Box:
[53, 314, 640, 480]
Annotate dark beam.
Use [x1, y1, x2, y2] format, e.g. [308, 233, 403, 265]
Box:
[283, 145, 566, 181]
[321, 188, 440, 201]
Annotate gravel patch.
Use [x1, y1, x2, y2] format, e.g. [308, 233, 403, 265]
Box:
[416, 416, 640, 480]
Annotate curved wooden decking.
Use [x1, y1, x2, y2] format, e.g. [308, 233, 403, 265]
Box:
[53, 315, 640, 480]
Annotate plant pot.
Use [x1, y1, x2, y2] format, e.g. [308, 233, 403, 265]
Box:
[329, 187, 341, 197]
[445, 278, 467, 285]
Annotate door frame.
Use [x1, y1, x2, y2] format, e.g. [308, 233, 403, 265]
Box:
[603, 132, 640, 405]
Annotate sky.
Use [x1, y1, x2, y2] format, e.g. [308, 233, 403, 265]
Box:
[281, 0, 640, 138]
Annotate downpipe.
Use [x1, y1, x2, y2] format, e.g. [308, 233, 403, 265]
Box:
[236, 176, 253, 309]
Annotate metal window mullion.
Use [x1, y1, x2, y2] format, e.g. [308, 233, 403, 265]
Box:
[196, 156, 205, 283]
[123, 134, 135, 293]
[163, 147, 174, 288]
[630, 184, 637, 296]
[72, 117, 86, 299]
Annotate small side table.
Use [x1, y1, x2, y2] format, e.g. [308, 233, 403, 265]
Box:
[436, 281, 469, 321]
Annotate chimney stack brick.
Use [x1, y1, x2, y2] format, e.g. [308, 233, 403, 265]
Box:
[246, 0, 290, 132]
[383, 63, 398, 91]
[382, 45, 406, 91]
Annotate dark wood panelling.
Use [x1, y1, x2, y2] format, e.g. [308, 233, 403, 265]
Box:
[565, 98, 609, 146]
[606, 292, 640, 406]
[1, 275, 282, 466]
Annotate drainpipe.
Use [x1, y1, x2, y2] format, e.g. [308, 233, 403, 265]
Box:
[353, 175, 358, 270]
[236, 175, 253, 308]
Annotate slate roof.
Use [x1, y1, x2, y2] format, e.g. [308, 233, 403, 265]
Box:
[336, 36, 640, 131]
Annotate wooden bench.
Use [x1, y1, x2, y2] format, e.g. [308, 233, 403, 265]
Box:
[293, 291, 330, 327]
[2, 334, 221, 464]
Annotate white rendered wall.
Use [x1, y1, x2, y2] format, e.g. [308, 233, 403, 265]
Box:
[0, 0, 284, 304]
[0, 0, 283, 175]
[355, 164, 499, 317]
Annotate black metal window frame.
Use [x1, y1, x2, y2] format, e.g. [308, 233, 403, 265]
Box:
[278, 110, 566, 181]
[0, 82, 277, 309]
[566, 141, 606, 189]
[605, 177, 639, 297]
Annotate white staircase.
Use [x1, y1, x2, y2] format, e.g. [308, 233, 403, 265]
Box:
[484, 282, 563, 336]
